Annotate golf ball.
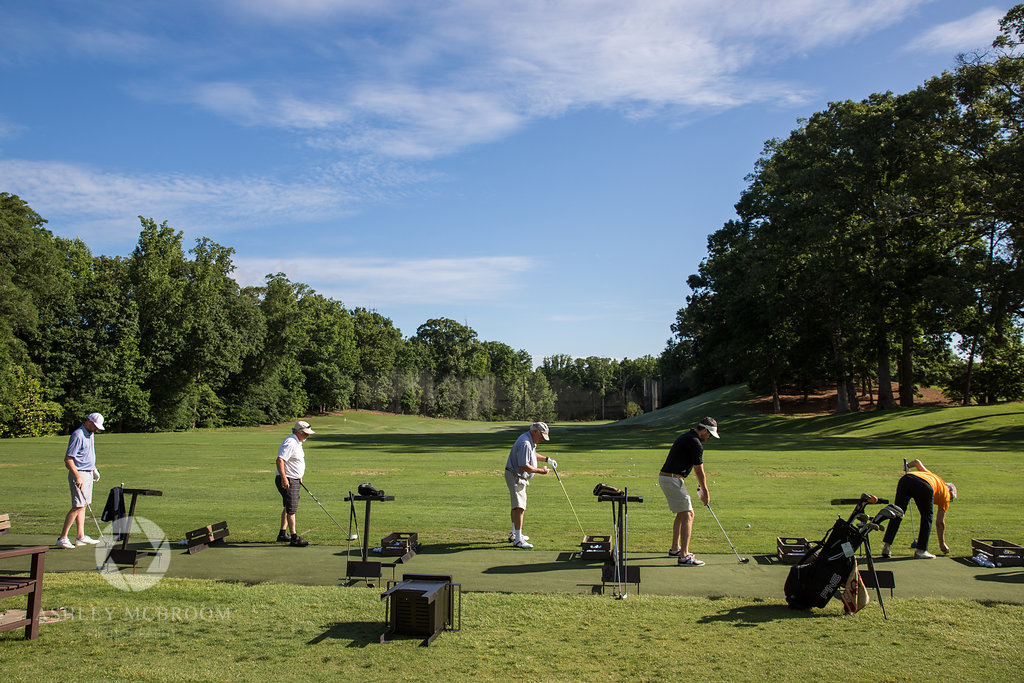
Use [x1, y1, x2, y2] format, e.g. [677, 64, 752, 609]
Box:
[746, 524, 751, 528]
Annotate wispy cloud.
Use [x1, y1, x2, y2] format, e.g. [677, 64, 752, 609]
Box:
[231, 255, 534, 306]
[0, 158, 437, 248]
[905, 7, 1004, 54]
[164, 0, 930, 159]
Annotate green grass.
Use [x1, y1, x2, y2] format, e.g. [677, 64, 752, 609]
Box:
[3, 385, 1020, 554]
[1, 574, 1021, 681]
[2, 385, 1024, 679]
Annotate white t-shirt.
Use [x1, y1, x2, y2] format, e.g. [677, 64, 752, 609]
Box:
[277, 433, 306, 479]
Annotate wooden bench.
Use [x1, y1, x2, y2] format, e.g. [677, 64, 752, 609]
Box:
[185, 521, 230, 554]
[0, 545, 48, 640]
[0, 513, 10, 535]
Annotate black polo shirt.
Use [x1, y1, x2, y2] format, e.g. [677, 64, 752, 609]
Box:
[660, 429, 703, 477]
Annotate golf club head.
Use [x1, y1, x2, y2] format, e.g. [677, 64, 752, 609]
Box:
[856, 513, 869, 523]
[872, 504, 904, 524]
[739, 557, 750, 563]
[348, 534, 358, 541]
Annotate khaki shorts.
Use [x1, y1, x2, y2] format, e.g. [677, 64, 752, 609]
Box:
[68, 470, 94, 508]
[505, 469, 529, 510]
[659, 475, 692, 513]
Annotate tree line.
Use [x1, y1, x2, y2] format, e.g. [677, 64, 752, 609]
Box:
[1, 200, 670, 435]
[667, 6, 1024, 412]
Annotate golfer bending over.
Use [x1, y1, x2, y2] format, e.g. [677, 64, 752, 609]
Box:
[276, 420, 315, 547]
[658, 417, 719, 566]
[880, 459, 956, 559]
[504, 421, 556, 549]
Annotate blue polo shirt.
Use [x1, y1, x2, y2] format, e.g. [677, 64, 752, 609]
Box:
[65, 426, 96, 471]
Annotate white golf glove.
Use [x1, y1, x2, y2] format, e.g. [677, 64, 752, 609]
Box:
[93, 469, 101, 482]
[547, 458, 558, 470]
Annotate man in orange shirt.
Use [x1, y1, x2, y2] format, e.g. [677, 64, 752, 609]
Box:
[880, 459, 957, 559]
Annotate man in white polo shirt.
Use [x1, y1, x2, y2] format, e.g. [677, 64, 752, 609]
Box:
[276, 420, 315, 547]
[504, 421, 557, 549]
[57, 412, 105, 549]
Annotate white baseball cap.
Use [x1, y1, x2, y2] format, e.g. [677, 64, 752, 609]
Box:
[293, 420, 315, 435]
[87, 413, 105, 430]
[531, 421, 550, 440]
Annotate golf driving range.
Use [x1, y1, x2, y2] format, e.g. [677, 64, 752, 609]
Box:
[2, 386, 1023, 680]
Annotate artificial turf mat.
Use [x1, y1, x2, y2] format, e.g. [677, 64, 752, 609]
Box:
[5, 533, 1021, 603]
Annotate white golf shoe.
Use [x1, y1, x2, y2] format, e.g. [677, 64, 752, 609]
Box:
[57, 536, 76, 549]
[513, 539, 534, 549]
[508, 532, 529, 543]
[76, 535, 100, 546]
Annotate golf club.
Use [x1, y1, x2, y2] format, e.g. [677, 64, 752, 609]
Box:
[549, 463, 586, 537]
[300, 482, 349, 538]
[615, 487, 629, 599]
[347, 491, 359, 541]
[85, 500, 108, 546]
[705, 502, 749, 563]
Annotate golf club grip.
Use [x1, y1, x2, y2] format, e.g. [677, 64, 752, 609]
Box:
[831, 497, 889, 505]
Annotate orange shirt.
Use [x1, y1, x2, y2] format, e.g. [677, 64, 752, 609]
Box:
[909, 470, 951, 511]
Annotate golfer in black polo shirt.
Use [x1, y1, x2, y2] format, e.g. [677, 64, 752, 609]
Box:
[658, 417, 719, 566]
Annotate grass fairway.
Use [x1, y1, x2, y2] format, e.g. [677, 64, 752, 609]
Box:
[2, 385, 1023, 680]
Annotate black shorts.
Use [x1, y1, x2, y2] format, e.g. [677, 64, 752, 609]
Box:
[276, 475, 300, 514]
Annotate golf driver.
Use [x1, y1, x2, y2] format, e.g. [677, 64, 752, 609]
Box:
[549, 463, 586, 537]
[300, 482, 349, 538]
[705, 502, 749, 563]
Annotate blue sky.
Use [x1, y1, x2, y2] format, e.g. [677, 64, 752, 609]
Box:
[0, 1, 1016, 364]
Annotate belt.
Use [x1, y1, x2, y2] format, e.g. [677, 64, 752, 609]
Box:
[659, 471, 684, 479]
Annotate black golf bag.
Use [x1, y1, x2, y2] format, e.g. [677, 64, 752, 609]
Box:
[784, 518, 862, 610]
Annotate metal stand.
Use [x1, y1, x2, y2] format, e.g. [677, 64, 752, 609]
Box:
[104, 487, 163, 569]
[343, 494, 395, 586]
[598, 489, 643, 597]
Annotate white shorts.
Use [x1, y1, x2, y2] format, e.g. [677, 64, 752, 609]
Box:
[505, 469, 529, 510]
[68, 470, 94, 508]
[659, 475, 692, 513]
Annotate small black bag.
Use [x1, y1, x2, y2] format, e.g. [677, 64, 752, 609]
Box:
[593, 483, 624, 497]
[358, 482, 385, 497]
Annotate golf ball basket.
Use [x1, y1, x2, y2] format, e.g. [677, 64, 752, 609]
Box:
[971, 538, 1024, 567]
[580, 535, 612, 560]
[777, 537, 812, 564]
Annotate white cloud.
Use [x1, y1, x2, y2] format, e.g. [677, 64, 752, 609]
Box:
[231, 255, 533, 306]
[905, 7, 1004, 54]
[0, 158, 446, 250]
[166, 0, 928, 159]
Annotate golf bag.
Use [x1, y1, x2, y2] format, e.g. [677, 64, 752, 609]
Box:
[784, 518, 862, 610]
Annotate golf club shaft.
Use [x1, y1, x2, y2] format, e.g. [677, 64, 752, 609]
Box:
[85, 501, 106, 544]
[705, 503, 745, 562]
[551, 466, 586, 536]
[300, 482, 348, 534]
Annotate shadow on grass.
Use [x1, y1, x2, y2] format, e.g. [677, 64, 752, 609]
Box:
[974, 570, 1024, 584]
[697, 601, 833, 625]
[306, 409, 1024, 455]
[308, 620, 382, 648]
